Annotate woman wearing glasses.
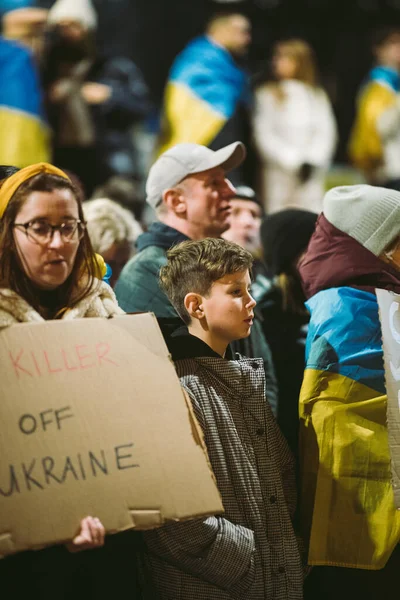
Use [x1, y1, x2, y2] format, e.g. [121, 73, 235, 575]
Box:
[0, 163, 150, 599]
[0, 162, 122, 322]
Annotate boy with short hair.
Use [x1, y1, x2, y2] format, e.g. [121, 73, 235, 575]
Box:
[144, 237, 303, 600]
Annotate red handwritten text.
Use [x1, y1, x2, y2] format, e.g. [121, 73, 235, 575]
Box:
[9, 343, 118, 379]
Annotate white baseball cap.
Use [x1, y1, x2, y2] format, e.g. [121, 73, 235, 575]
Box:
[146, 141, 246, 209]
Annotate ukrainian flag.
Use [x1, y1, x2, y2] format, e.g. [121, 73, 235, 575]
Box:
[0, 37, 50, 168]
[300, 286, 400, 569]
[348, 66, 400, 175]
[159, 35, 248, 154]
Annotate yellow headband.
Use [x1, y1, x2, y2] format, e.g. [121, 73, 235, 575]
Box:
[0, 162, 71, 219]
[0, 162, 107, 281]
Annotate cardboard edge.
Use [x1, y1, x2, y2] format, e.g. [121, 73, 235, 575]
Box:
[110, 312, 171, 359]
[0, 315, 225, 552]
[129, 509, 162, 528]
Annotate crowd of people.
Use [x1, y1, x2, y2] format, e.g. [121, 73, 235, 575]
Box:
[4, 1, 400, 210]
[1, 1, 400, 599]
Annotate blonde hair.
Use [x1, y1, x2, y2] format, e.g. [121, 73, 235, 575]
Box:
[83, 198, 142, 255]
[269, 39, 318, 101]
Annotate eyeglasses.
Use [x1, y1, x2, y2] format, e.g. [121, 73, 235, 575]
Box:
[13, 219, 85, 245]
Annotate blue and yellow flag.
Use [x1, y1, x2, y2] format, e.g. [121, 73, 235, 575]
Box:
[0, 37, 50, 168]
[348, 66, 400, 175]
[300, 286, 400, 569]
[159, 36, 249, 154]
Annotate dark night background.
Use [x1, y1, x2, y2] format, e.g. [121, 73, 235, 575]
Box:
[34, 0, 400, 162]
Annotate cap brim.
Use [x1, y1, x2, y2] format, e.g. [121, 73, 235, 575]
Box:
[194, 141, 246, 174]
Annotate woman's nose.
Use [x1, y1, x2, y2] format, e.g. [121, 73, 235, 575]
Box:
[48, 230, 64, 248]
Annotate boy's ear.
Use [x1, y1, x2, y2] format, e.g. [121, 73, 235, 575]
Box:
[184, 292, 205, 321]
[162, 187, 187, 215]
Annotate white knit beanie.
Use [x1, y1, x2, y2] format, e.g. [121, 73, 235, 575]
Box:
[47, 0, 97, 30]
[323, 184, 400, 256]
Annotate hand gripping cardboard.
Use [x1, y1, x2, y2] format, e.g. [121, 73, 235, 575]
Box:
[0, 313, 223, 557]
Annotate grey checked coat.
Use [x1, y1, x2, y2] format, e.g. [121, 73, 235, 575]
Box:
[144, 340, 303, 600]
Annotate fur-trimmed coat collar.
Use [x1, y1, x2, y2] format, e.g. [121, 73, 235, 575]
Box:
[0, 279, 123, 329]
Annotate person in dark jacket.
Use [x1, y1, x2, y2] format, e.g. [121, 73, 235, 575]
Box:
[43, 0, 151, 194]
[222, 184, 263, 260]
[115, 141, 278, 413]
[115, 141, 245, 316]
[253, 208, 318, 454]
[144, 237, 303, 600]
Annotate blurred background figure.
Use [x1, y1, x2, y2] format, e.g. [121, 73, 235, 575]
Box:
[3, 5, 48, 57]
[43, 0, 151, 196]
[222, 184, 263, 268]
[349, 27, 400, 189]
[253, 208, 318, 454]
[43, 0, 101, 194]
[0, 164, 20, 180]
[83, 197, 142, 287]
[158, 8, 252, 185]
[0, 0, 34, 14]
[0, 6, 50, 167]
[92, 175, 144, 224]
[253, 39, 337, 213]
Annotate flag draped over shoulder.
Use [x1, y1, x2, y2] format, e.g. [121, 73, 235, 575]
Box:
[158, 36, 249, 154]
[0, 37, 50, 167]
[299, 286, 400, 570]
[348, 66, 400, 175]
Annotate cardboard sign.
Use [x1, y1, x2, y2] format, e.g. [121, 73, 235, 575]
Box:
[377, 288, 400, 509]
[0, 314, 223, 557]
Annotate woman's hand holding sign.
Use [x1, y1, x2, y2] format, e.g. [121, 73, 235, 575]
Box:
[66, 516, 105, 552]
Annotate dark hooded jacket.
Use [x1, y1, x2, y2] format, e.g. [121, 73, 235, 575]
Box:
[299, 214, 400, 298]
[115, 222, 189, 316]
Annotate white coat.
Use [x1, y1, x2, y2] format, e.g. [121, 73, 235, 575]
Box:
[253, 80, 337, 213]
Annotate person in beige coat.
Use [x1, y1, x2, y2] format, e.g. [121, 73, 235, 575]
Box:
[0, 162, 139, 600]
[253, 39, 337, 214]
[0, 163, 122, 326]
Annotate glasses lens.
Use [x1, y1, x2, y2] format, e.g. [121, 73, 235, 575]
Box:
[25, 220, 84, 244]
[74, 221, 85, 241]
[61, 221, 79, 240]
[28, 222, 51, 244]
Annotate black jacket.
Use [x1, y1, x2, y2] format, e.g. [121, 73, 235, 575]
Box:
[255, 276, 309, 455]
[1, 530, 155, 599]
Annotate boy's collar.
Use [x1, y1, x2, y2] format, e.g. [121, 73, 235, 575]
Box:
[169, 326, 233, 361]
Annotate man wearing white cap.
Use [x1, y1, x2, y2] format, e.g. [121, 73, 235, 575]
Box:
[115, 141, 244, 315]
[115, 141, 279, 419]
